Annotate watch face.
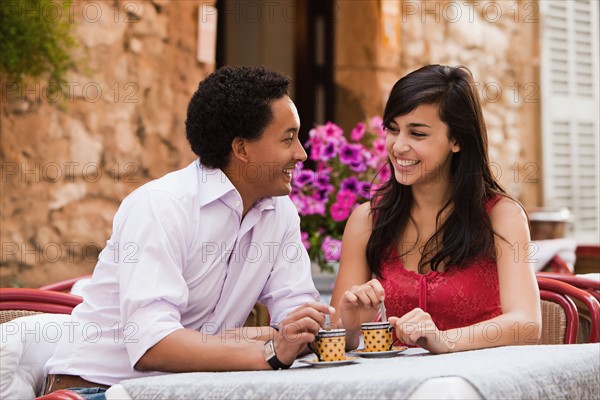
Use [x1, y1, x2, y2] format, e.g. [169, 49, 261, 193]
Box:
[264, 341, 276, 360]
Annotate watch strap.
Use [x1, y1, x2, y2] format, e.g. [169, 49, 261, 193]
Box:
[265, 341, 292, 370]
[267, 354, 291, 370]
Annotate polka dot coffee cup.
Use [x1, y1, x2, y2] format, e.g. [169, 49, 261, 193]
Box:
[312, 329, 346, 362]
[361, 322, 398, 352]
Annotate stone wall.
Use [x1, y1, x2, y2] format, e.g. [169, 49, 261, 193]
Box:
[1, 0, 544, 287]
[334, 0, 541, 207]
[1, 0, 209, 287]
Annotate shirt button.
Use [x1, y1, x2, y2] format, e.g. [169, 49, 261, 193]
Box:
[235, 201, 240, 207]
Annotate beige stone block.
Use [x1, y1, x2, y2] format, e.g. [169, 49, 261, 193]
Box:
[403, 41, 427, 63]
[69, 119, 103, 166]
[75, 1, 127, 48]
[447, 8, 484, 49]
[49, 183, 88, 210]
[50, 198, 117, 246]
[139, 83, 175, 140]
[34, 226, 61, 246]
[132, 1, 168, 39]
[141, 133, 176, 178]
[113, 56, 129, 82]
[401, 15, 424, 44]
[129, 37, 144, 54]
[114, 117, 141, 156]
[483, 25, 508, 59]
[483, 108, 503, 130]
[151, 0, 171, 7]
[506, 138, 521, 160]
[487, 126, 504, 146]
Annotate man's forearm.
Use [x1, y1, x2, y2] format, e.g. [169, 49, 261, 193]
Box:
[135, 328, 271, 373]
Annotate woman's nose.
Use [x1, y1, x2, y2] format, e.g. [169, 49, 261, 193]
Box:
[393, 135, 410, 153]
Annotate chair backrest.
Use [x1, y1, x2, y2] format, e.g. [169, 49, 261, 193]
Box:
[0, 288, 82, 323]
[38, 275, 93, 293]
[537, 277, 600, 344]
[541, 255, 573, 274]
[539, 292, 577, 344]
[536, 272, 600, 302]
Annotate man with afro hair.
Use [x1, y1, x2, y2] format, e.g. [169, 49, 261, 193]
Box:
[44, 66, 329, 395]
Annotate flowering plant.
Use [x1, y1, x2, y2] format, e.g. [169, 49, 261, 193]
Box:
[291, 117, 391, 272]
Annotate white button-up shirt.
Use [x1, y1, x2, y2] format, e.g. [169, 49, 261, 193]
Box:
[45, 161, 319, 385]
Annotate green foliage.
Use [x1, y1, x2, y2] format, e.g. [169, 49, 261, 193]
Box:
[0, 0, 76, 88]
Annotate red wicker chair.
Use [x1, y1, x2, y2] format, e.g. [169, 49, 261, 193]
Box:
[536, 272, 600, 302]
[537, 277, 600, 344]
[39, 275, 92, 293]
[0, 288, 82, 322]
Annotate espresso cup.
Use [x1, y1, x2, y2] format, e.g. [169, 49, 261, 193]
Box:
[311, 328, 346, 362]
[361, 322, 395, 352]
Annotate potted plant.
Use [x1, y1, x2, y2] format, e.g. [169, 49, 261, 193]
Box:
[291, 117, 391, 287]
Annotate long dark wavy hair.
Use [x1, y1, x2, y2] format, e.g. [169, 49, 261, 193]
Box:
[367, 65, 509, 276]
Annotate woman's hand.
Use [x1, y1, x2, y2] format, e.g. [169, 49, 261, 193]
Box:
[339, 279, 385, 332]
[388, 308, 451, 354]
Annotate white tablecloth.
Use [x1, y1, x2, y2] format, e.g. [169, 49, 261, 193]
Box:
[107, 344, 600, 400]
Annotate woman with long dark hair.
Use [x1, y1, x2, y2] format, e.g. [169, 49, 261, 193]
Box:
[330, 65, 541, 353]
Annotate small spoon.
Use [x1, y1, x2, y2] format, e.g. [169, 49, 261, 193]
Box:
[380, 301, 387, 323]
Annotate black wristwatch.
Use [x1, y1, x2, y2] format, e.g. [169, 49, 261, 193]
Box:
[263, 340, 291, 370]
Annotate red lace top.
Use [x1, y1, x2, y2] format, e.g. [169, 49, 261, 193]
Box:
[377, 196, 503, 331]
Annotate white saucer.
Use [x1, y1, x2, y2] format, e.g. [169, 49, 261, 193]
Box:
[348, 346, 408, 358]
[298, 357, 359, 368]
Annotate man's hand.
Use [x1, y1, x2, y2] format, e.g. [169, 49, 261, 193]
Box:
[273, 302, 335, 365]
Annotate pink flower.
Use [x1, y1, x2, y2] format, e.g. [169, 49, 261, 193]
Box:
[369, 116, 385, 137]
[322, 122, 344, 139]
[379, 164, 391, 182]
[330, 202, 351, 221]
[291, 116, 389, 266]
[301, 231, 310, 250]
[351, 122, 366, 141]
[339, 143, 362, 166]
[321, 236, 342, 262]
[336, 190, 357, 209]
[373, 138, 387, 157]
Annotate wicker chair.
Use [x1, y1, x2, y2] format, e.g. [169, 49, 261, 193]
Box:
[0, 288, 82, 323]
[39, 275, 92, 293]
[537, 276, 600, 344]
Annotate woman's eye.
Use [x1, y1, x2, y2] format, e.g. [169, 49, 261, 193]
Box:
[411, 131, 427, 138]
[384, 127, 399, 135]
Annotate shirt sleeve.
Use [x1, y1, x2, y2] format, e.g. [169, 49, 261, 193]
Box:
[258, 202, 319, 323]
[108, 189, 191, 368]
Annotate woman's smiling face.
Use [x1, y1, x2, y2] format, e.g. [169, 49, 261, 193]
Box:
[385, 103, 460, 188]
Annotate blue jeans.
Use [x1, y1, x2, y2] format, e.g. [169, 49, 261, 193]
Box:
[64, 387, 107, 400]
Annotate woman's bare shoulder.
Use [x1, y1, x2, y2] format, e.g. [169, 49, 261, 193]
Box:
[347, 202, 373, 230]
[489, 196, 527, 222]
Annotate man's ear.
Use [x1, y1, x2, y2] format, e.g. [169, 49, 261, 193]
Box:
[231, 137, 248, 162]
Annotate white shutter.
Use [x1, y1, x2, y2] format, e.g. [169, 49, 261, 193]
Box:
[540, 0, 600, 244]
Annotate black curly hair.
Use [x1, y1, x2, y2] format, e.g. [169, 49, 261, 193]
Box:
[185, 66, 291, 169]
